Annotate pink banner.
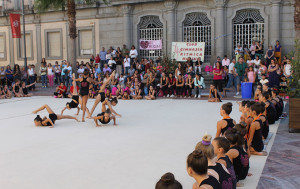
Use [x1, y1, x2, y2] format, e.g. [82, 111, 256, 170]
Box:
[139, 40, 162, 50]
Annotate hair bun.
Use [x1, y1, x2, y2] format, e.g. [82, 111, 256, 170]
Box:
[202, 134, 212, 143]
[227, 102, 233, 107]
[161, 172, 175, 185]
[192, 150, 204, 159]
[240, 122, 247, 128]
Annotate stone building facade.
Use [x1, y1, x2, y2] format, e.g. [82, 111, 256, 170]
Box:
[0, 0, 296, 67]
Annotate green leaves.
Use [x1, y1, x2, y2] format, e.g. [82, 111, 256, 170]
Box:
[286, 39, 300, 98]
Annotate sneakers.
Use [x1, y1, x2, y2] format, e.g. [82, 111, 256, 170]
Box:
[167, 94, 170, 98]
[170, 94, 174, 98]
[235, 92, 239, 96]
[194, 95, 197, 98]
[198, 95, 201, 98]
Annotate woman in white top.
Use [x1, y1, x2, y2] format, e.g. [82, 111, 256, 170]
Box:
[252, 55, 261, 68]
[108, 57, 116, 69]
[175, 63, 183, 79]
[130, 45, 138, 59]
[283, 59, 293, 79]
[47, 63, 54, 87]
[27, 64, 36, 90]
[106, 50, 112, 63]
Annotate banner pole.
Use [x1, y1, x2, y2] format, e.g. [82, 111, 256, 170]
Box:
[21, 0, 27, 70]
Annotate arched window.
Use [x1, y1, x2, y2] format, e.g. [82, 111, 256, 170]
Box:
[183, 12, 212, 62]
[233, 9, 264, 51]
[138, 16, 163, 60]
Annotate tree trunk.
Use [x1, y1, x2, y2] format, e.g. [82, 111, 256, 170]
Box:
[67, 0, 77, 73]
[295, 0, 300, 40]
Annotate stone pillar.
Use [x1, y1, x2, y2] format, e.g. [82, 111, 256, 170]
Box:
[270, 0, 281, 44]
[122, 4, 132, 48]
[164, 0, 177, 57]
[215, 3, 225, 58]
[8, 26, 14, 66]
[35, 24, 42, 64]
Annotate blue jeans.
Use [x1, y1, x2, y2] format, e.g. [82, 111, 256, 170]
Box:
[64, 75, 70, 89]
[226, 74, 237, 92]
[29, 76, 35, 89]
[41, 75, 47, 87]
[125, 67, 130, 75]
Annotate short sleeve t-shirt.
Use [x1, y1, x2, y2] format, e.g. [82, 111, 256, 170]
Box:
[228, 63, 235, 74]
[234, 62, 247, 76]
[213, 68, 223, 80]
[58, 86, 67, 95]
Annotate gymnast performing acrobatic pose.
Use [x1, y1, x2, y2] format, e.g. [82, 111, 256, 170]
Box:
[93, 101, 119, 126]
[61, 73, 91, 116]
[33, 104, 78, 128]
[88, 70, 119, 118]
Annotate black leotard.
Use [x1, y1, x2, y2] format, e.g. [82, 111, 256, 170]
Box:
[251, 119, 264, 152]
[218, 156, 237, 188]
[230, 146, 249, 181]
[22, 87, 28, 95]
[260, 115, 269, 139]
[221, 118, 235, 135]
[266, 100, 277, 124]
[99, 92, 106, 103]
[14, 85, 20, 93]
[80, 77, 89, 96]
[162, 77, 167, 86]
[211, 89, 222, 102]
[208, 163, 234, 189]
[199, 175, 221, 189]
[97, 112, 110, 124]
[46, 113, 58, 126]
[67, 95, 79, 108]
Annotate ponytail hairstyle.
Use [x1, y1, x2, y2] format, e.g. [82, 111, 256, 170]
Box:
[250, 103, 262, 115]
[155, 172, 182, 189]
[187, 150, 208, 175]
[225, 128, 243, 147]
[195, 134, 214, 159]
[213, 137, 230, 153]
[34, 115, 43, 123]
[222, 102, 233, 115]
[234, 122, 248, 137]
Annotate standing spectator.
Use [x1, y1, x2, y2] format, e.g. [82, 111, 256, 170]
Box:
[255, 40, 263, 59]
[258, 61, 267, 81]
[194, 57, 203, 74]
[108, 56, 116, 70]
[123, 55, 131, 75]
[116, 47, 122, 57]
[274, 40, 282, 66]
[47, 63, 54, 87]
[106, 50, 112, 63]
[247, 66, 256, 94]
[115, 54, 123, 76]
[5, 65, 13, 87]
[27, 64, 35, 90]
[265, 45, 274, 68]
[128, 65, 135, 77]
[41, 57, 46, 65]
[235, 44, 243, 61]
[54, 61, 61, 85]
[40, 63, 47, 88]
[214, 56, 222, 67]
[100, 47, 107, 70]
[243, 44, 250, 61]
[213, 62, 224, 97]
[94, 64, 101, 79]
[129, 45, 138, 61]
[268, 59, 280, 88]
[0, 67, 6, 86]
[61, 61, 67, 84]
[90, 55, 95, 63]
[121, 44, 129, 57]
[234, 57, 248, 96]
[283, 59, 293, 80]
[250, 40, 256, 59]
[225, 59, 237, 92]
[13, 64, 21, 82]
[222, 55, 230, 67]
[65, 62, 72, 89]
[110, 46, 116, 58]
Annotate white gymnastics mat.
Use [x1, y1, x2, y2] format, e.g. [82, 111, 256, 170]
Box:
[0, 97, 280, 189]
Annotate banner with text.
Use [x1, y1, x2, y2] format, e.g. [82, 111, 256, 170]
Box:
[140, 40, 162, 50]
[172, 42, 205, 61]
[9, 13, 21, 38]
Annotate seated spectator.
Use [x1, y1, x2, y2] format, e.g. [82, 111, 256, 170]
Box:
[259, 74, 269, 86]
[122, 90, 131, 100]
[103, 64, 112, 74]
[208, 84, 221, 102]
[132, 85, 143, 100]
[194, 73, 205, 98]
[145, 85, 155, 100]
[54, 82, 67, 98]
[167, 72, 176, 98]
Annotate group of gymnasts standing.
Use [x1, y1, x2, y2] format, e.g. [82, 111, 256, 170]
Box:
[32, 70, 121, 128]
[155, 89, 284, 189]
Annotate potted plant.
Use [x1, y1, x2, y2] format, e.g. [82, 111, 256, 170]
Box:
[287, 40, 300, 132]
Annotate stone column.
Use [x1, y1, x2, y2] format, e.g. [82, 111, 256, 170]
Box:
[35, 24, 42, 64]
[122, 4, 132, 48]
[164, 0, 177, 57]
[8, 26, 14, 66]
[270, 0, 281, 44]
[215, 3, 225, 58]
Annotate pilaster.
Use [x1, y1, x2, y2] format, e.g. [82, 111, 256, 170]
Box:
[122, 4, 132, 48]
[164, 0, 177, 57]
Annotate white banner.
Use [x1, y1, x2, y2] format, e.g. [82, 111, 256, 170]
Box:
[171, 42, 205, 61]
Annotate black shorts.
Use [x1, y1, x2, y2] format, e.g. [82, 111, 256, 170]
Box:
[49, 113, 58, 124]
[99, 92, 105, 103]
[67, 95, 79, 108]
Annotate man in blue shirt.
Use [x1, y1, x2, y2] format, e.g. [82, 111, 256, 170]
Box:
[100, 47, 106, 71]
[94, 64, 101, 79]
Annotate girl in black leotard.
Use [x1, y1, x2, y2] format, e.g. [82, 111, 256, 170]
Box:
[208, 84, 221, 102]
[12, 79, 22, 97]
[216, 102, 236, 137]
[160, 72, 169, 98]
[175, 74, 184, 98]
[33, 104, 78, 128]
[187, 150, 221, 189]
[226, 128, 249, 184]
[145, 85, 156, 100]
[260, 91, 277, 124]
[93, 99, 119, 126]
[20, 81, 36, 97]
[195, 134, 234, 189]
[212, 137, 237, 189]
[88, 71, 118, 119]
[258, 103, 269, 139]
[2, 84, 12, 99]
[247, 103, 267, 156]
[73, 69, 101, 122]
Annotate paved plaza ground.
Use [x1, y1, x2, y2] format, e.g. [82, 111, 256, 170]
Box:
[0, 96, 283, 189]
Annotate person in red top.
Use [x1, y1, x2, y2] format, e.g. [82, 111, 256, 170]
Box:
[213, 62, 224, 97]
[95, 54, 100, 64]
[145, 60, 150, 73]
[54, 82, 67, 98]
[167, 73, 176, 98]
